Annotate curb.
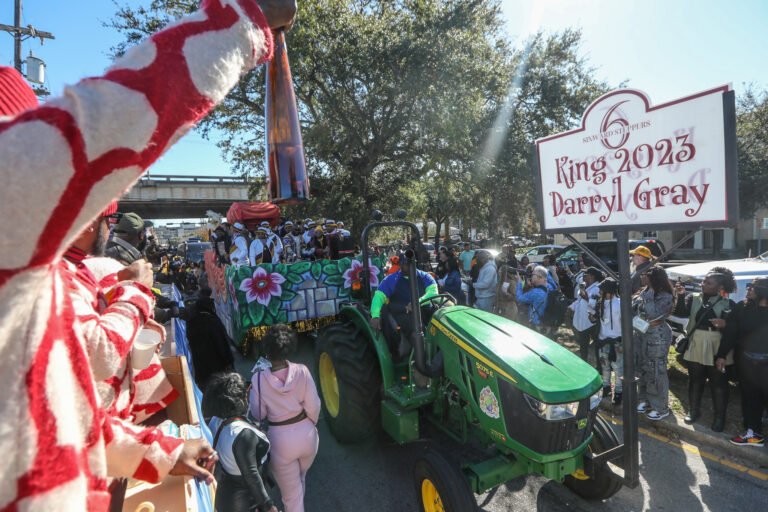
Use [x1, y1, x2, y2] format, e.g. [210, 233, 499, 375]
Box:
[599, 404, 768, 470]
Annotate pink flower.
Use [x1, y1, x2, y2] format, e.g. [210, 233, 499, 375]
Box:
[228, 278, 239, 311]
[343, 259, 380, 289]
[239, 267, 286, 306]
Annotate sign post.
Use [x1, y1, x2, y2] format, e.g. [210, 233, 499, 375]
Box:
[534, 85, 739, 488]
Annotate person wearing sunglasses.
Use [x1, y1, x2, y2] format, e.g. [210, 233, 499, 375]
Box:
[716, 277, 768, 446]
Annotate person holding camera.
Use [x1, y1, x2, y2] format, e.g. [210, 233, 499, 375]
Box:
[515, 266, 550, 328]
[568, 267, 603, 363]
[591, 278, 623, 406]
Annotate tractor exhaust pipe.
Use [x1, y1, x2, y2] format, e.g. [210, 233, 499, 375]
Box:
[405, 250, 442, 378]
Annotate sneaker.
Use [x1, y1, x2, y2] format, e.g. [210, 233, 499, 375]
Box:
[646, 409, 669, 421]
[637, 401, 650, 413]
[730, 430, 765, 446]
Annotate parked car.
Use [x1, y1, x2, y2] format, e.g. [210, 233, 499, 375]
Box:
[554, 239, 667, 272]
[522, 244, 565, 263]
[553, 239, 667, 299]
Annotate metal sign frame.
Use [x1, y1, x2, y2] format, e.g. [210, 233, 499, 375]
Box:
[531, 87, 740, 490]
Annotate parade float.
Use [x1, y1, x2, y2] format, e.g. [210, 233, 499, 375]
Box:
[206, 202, 385, 355]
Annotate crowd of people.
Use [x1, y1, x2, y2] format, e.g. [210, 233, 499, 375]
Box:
[211, 217, 356, 267]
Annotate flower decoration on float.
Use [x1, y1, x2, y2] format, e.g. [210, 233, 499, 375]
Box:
[239, 266, 286, 306]
[343, 258, 380, 290]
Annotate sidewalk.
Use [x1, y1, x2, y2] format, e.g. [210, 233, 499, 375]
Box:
[555, 329, 768, 471]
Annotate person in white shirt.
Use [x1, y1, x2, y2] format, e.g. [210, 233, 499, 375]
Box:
[590, 277, 623, 406]
[337, 221, 351, 237]
[260, 221, 283, 264]
[568, 267, 603, 363]
[473, 250, 498, 312]
[230, 222, 251, 267]
[249, 226, 268, 265]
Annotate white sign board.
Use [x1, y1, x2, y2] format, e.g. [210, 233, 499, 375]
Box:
[763, 218, 768, 230]
[535, 86, 738, 233]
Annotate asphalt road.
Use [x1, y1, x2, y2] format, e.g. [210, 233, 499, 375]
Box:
[234, 336, 768, 512]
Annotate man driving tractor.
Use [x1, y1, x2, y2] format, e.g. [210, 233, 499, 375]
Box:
[368, 252, 438, 359]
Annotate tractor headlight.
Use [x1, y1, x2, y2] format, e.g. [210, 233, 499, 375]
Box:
[524, 393, 579, 420]
[589, 389, 602, 410]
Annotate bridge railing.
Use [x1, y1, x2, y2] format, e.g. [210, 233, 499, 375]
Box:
[136, 174, 248, 184]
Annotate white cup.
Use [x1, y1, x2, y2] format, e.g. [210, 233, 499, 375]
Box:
[131, 329, 161, 370]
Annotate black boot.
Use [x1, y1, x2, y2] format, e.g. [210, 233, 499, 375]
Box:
[612, 392, 622, 407]
[684, 378, 704, 425]
[603, 386, 612, 398]
[711, 384, 728, 433]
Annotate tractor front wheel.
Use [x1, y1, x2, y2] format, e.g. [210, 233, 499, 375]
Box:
[315, 320, 381, 443]
[414, 449, 478, 512]
[564, 414, 623, 500]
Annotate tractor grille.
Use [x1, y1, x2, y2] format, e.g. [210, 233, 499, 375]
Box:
[497, 379, 595, 455]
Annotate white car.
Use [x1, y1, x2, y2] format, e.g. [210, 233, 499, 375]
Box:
[666, 251, 768, 331]
[521, 244, 565, 263]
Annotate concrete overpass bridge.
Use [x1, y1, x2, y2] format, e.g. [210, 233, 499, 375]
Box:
[118, 174, 250, 219]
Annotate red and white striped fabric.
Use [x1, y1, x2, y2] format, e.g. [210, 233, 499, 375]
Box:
[0, 1, 273, 509]
[82, 255, 179, 424]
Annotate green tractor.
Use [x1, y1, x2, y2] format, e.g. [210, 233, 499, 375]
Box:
[314, 216, 625, 510]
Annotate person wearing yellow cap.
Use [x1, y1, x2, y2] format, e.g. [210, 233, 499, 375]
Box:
[308, 226, 330, 260]
[629, 245, 653, 294]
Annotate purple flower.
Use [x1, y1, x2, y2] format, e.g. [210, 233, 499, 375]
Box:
[343, 259, 380, 289]
[239, 267, 286, 306]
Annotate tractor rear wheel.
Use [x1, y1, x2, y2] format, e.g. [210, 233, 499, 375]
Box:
[315, 320, 381, 443]
[414, 449, 478, 512]
[564, 414, 623, 500]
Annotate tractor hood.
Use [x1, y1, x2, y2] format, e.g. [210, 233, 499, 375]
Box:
[431, 307, 601, 403]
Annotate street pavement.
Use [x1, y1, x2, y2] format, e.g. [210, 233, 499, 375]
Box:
[233, 336, 768, 512]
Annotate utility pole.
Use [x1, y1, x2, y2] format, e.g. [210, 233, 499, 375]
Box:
[1, 0, 55, 72]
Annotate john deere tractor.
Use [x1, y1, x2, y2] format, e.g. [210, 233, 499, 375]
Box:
[315, 215, 624, 510]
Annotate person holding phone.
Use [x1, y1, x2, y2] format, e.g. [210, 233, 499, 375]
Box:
[568, 267, 603, 364]
[673, 267, 737, 431]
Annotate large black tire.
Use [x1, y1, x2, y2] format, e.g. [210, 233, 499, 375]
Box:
[315, 320, 381, 443]
[564, 414, 623, 500]
[414, 449, 478, 512]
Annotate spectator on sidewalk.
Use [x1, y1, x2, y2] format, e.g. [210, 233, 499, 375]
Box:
[717, 277, 768, 446]
[458, 243, 474, 276]
[635, 266, 675, 421]
[187, 295, 236, 389]
[543, 255, 560, 288]
[673, 267, 737, 432]
[439, 257, 465, 305]
[250, 325, 321, 512]
[568, 267, 603, 363]
[516, 266, 549, 328]
[473, 250, 498, 312]
[591, 278, 623, 406]
[630, 245, 653, 294]
[204, 372, 277, 512]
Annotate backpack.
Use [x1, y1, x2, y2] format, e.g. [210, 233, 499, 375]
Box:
[540, 287, 569, 327]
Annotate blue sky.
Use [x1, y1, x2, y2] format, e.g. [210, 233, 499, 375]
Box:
[3, 0, 768, 180]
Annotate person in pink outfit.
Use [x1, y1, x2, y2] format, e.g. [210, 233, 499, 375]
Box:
[250, 325, 320, 512]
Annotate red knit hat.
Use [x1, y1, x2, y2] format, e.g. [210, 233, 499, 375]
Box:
[101, 201, 119, 217]
[0, 66, 38, 117]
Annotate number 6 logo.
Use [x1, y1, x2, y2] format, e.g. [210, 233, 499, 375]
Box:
[600, 101, 630, 150]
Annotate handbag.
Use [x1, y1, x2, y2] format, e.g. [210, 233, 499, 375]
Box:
[633, 315, 650, 334]
[674, 296, 723, 355]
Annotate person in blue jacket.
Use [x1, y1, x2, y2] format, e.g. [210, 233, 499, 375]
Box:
[369, 254, 438, 357]
[440, 257, 465, 305]
[516, 265, 550, 328]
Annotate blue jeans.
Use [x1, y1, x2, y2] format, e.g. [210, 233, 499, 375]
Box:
[475, 296, 494, 312]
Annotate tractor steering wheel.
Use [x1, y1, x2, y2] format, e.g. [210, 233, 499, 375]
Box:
[420, 293, 457, 309]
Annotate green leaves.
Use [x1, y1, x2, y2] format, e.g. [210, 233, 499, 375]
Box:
[248, 301, 264, 326]
[310, 262, 323, 280]
[280, 289, 298, 302]
[324, 275, 344, 287]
